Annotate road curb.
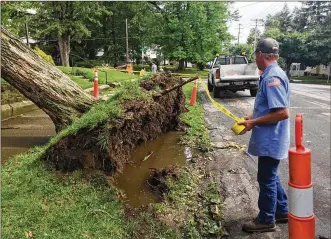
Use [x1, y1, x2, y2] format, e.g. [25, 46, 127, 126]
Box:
[1, 101, 39, 120]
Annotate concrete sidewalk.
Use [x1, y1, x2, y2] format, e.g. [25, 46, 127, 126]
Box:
[1, 109, 55, 164]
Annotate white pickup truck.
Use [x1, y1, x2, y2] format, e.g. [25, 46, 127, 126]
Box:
[207, 55, 260, 97]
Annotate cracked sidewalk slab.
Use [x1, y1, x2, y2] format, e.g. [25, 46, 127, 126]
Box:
[199, 88, 287, 239]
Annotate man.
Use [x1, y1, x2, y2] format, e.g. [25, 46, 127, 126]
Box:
[151, 62, 157, 73]
[238, 38, 290, 233]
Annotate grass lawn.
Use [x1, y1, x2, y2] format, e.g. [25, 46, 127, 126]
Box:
[174, 68, 209, 78]
[1, 74, 220, 238]
[291, 75, 331, 85]
[57, 66, 137, 89]
[133, 64, 209, 78]
[1, 78, 9, 85]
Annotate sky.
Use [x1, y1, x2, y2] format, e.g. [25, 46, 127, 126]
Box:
[227, 2, 302, 44]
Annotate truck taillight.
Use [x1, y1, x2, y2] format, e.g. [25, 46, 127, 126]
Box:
[216, 68, 220, 79]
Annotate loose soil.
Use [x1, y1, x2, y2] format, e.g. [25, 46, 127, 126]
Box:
[43, 73, 186, 175]
[148, 166, 180, 199]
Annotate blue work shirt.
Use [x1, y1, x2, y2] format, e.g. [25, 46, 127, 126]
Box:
[248, 62, 290, 160]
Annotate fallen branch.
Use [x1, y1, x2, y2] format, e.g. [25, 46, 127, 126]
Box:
[153, 74, 199, 99]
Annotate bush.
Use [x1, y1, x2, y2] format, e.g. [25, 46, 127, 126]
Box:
[74, 60, 105, 68]
[33, 47, 55, 66]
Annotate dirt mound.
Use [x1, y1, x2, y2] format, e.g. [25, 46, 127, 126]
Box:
[148, 166, 180, 199]
[139, 73, 182, 91]
[43, 74, 186, 174]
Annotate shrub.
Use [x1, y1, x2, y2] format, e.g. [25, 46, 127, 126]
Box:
[33, 47, 55, 66]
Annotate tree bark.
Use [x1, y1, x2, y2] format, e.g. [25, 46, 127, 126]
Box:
[58, 35, 70, 67]
[197, 62, 204, 71]
[1, 27, 94, 132]
[178, 59, 185, 71]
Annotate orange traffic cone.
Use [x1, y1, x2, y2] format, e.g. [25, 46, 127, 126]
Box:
[190, 80, 198, 106]
[288, 114, 315, 239]
[93, 67, 99, 98]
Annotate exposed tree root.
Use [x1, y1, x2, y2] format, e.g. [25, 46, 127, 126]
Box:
[43, 74, 188, 174]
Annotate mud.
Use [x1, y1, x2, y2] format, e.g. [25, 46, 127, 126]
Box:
[114, 132, 186, 208]
[148, 166, 180, 199]
[43, 73, 186, 175]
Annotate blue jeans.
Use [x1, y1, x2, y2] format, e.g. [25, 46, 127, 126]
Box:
[257, 156, 288, 224]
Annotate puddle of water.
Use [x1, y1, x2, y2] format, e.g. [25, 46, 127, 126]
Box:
[114, 131, 186, 208]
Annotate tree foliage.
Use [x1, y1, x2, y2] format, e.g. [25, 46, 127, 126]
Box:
[247, 28, 261, 46]
[262, 1, 331, 73]
[1, 1, 231, 69]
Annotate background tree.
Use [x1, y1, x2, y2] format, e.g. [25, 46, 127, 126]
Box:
[228, 44, 254, 62]
[2, 2, 110, 66]
[247, 28, 261, 46]
[263, 1, 331, 74]
[153, 2, 230, 70]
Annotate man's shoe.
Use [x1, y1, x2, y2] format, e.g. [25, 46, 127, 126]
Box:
[242, 218, 276, 233]
[276, 213, 288, 223]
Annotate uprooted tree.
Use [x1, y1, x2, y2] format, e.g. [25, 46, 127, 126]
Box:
[1, 27, 94, 132]
[1, 27, 198, 174]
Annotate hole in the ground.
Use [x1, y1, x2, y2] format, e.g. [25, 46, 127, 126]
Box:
[113, 131, 187, 208]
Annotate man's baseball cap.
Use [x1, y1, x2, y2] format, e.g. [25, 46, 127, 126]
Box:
[254, 38, 279, 54]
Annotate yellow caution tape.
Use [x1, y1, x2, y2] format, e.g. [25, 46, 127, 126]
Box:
[198, 79, 246, 135]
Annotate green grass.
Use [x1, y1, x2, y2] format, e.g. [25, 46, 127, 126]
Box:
[70, 75, 94, 89]
[152, 167, 223, 238]
[1, 78, 176, 238]
[1, 147, 127, 239]
[133, 65, 209, 78]
[57, 66, 137, 87]
[47, 80, 150, 148]
[2, 73, 217, 238]
[180, 83, 213, 152]
[175, 68, 209, 78]
[1, 78, 9, 85]
[291, 75, 331, 85]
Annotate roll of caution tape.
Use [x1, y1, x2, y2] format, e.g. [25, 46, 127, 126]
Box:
[199, 79, 246, 135]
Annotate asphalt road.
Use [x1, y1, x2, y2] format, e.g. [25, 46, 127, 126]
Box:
[208, 83, 330, 237]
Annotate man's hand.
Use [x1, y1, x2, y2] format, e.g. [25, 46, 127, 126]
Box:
[244, 113, 253, 120]
[238, 119, 256, 134]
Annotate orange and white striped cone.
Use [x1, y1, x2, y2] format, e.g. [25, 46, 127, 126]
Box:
[190, 79, 198, 106]
[93, 67, 99, 98]
[288, 114, 315, 239]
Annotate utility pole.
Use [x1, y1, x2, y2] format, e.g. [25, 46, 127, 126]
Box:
[251, 19, 264, 49]
[125, 18, 129, 63]
[25, 23, 30, 47]
[236, 23, 244, 45]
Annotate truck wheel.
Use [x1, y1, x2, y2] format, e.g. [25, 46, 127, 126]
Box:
[207, 80, 213, 92]
[213, 87, 221, 98]
[250, 89, 257, 97]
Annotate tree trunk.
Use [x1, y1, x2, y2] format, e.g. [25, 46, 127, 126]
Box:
[1, 27, 94, 132]
[197, 62, 204, 71]
[178, 59, 185, 71]
[58, 36, 70, 67]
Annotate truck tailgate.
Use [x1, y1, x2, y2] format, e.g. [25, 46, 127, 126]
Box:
[220, 75, 259, 81]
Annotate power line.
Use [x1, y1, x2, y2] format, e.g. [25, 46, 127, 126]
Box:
[235, 23, 244, 45]
[251, 18, 264, 49]
[236, 2, 260, 9]
[250, 2, 277, 20]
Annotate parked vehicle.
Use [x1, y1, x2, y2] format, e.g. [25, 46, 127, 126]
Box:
[207, 55, 260, 97]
